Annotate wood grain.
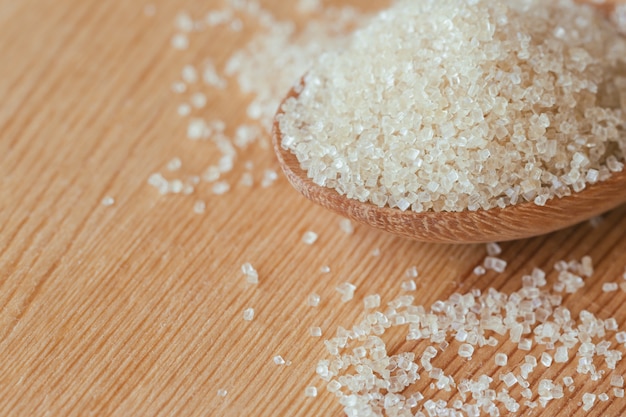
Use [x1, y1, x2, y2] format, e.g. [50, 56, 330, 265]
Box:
[0, 1, 625, 417]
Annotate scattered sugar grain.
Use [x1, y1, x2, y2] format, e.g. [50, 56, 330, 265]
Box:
[339, 218, 354, 235]
[598, 393, 609, 402]
[273, 355, 286, 366]
[171, 33, 189, 50]
[473, 266, 486, 276]
[167, 157, 182, 171]
[363, 294, 380, 310]
[582, 393, 596, 411]
[617, 332, 626, 344]
[615, 388, 625, 398]
[309, 327, 322, 337]
[611, 375, 624, 387]
[239, 172, 254, 187]
[603, 282, 618, 292]
[401, 279, 416, 291]
[486, 243, 502, 256]
[193, 200, 206, 214]
[319, 265, 330, 274]
[405, 266, 419, 278]
[217, 388, 227, 397]
[371, 248, 380, 257]
[302, 231, 318, 245]
[181, 65, 198, 83]
[241, 262, 258, 284]
[101, 196, 115, 206]
[495, 353, 508, 366]
[243, 307, 254, 321]
[336, 282, 356, 302]
[177, 103, 191, 117]
[305, 386, 318, 397]
[307, 293, 320, 307]
[563, 376, 574, 387]
[171, 81, 186, 93]
[191, 92, 207, 108]
[484, 257, 507, 273]
[212, 181, 230, 195]
[261, 169, 278, 188]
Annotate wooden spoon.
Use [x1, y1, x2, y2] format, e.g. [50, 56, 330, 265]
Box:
[272, 84, 626, 244]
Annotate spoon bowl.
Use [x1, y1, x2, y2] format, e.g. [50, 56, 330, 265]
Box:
[273, 84, 626, 244]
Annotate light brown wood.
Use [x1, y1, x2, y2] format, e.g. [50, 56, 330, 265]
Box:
[1, 1, 626, 417]
[274, 84, 626, 244]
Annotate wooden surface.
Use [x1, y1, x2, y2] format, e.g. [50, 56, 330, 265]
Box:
[1, 1, 626, 416]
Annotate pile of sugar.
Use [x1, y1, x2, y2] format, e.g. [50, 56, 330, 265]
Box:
[148, 0, 371, 200]
[316, 256, 626, 416]
[278, 0, 626, 212]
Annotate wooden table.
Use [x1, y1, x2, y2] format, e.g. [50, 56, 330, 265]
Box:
[1, 1, 626, 416]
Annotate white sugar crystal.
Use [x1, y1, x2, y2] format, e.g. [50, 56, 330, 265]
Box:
[484, 257, 507, 273]
[217, 388, 227, 397]
[241, 262, 258, 284]
[274, 355, 286, 365]
[339, 218, 354, 234]
[611, 375, 624, 387]
[555, 346, 569, 363]
[617, 332, 626, 344]
[243, 307, 254, 321]
[261, 170, 278, 188]
[495, 353, 508, 366]
[602, 282, 618, 292]
[563, 376, 574, 387]
[501, 372, 517, 388]
[171, 33, 189, 50]
[167, 157, 182, 171]
[541, 352, 553, 367]
[582, 393, 596, 411]
[212, 181, 230, 195]
[309, 327, 322, 337]
[320, 265, 330, 273]
[177, 103, 191, 116]
[405, 266, 419, 278]
[302, 231, 318, 245]
[101, 196, 115, 206]
[181, 65, 198, 83]
[615, 388, 625, 398]
[305, 386, 318, 397]
[473, 266, 486, 276]
[193, 200, 206, 214]
[458, 344, 474, 358]
[171, 81, 186, 93]
[191, 92, 207, 108]
[486, 243, 502, 256]
[307, 293, 320, 307]
[364, 294, 381, 310]
[336, 282, 356, 302]
[401, 279, 416, 291]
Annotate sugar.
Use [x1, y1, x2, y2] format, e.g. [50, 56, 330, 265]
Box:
[602, 282, 618, 292]
[458, 344, 474, 358]
[171, 33, 189, 50]
[494, 353, 508, 366]
[177, 103, 191, 117]
[611, 375, 624, 387]
[278, 0, 626, 213]
[473, 266, 486, 276]
[274, 355, 286, 365]
[363, 294, 381, 310]
[191, 92, 207, 108]
[181, 65, 198, 83]
[309, 327, 322, 337]
[212, 181, 230, 195]
[486, 243, 502, 256]
[193, 200, 206, 214]
[582, 393, 596, 411]
[540, 352, 553, 367]
[405, 266, 419, 278]
[217, 389, 227, 397]
[307, 293, 320, 307]
[336, 282, 356, 302]
[305, 386, 318, 397]
[243, 308, 254, 321]
[241, 262, 258, 284]
[401, 279, 416, 291]
[302, 231, 318, 245]
[101, 196, 115, 206]
[615, 388, 625, 398]
[167, 157, 182, 171]
[484, 257, 507, 273]
[339, 218, 354, 234]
